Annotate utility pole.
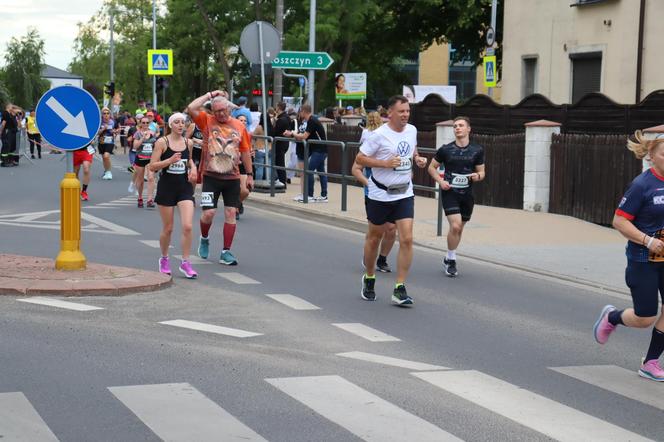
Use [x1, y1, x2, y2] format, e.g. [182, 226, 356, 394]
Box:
[273, 0, 284, 103]
[307, 0, 316, 112]
[152, 0, 157, 109]
[110, 9, 114, 83]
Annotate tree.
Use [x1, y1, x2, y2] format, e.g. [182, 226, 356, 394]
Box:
[2, 28, 50, 109]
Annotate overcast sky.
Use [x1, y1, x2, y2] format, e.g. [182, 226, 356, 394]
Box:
[0, 1, 104, 71]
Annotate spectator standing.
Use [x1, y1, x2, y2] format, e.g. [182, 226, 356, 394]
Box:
[231, 96, 252, 129]
[26, 109, 41, 159]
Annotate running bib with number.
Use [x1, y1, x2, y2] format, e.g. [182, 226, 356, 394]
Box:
[87, 145, 95, 154]
[140, 143, 153, 154]
[200, 192, 214, 207]
[451, 173, 470, 189]
[394, 157, 412, 174]
[103, 136, 113, 145]
[167, 159, 186, 174]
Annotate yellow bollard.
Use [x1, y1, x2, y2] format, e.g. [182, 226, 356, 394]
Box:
[55, 171, 87, 270]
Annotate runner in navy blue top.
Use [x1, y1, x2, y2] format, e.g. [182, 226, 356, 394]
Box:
[593, 131, 664, 382]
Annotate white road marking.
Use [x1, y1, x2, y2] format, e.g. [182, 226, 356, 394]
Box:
[332, 323, 400, 342]
[17, 297, 103, 312]
[139, 240, 167, 249]
[550, 365, 664, 410]
[413, 370, 652, 442]
[174, 255, 212, 265]
[0, 392, 59, 441]
[336, 351, 448, 371]
[266, 375, 461, 441]
[109, 383, 267, 442]
[265, 294, 320, 310]
[159, 319, 262, 338]
[215, 272, 261, 284]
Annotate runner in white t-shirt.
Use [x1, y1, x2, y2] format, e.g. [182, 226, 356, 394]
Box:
[355, 95, 428, 306]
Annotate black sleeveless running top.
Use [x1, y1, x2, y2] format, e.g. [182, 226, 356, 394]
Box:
[160, 137, 190, 176]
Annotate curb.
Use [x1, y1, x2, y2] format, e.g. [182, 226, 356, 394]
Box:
[247, 198, 629, 296]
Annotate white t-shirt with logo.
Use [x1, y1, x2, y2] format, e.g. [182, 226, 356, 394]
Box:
[359, 123, 417, 202]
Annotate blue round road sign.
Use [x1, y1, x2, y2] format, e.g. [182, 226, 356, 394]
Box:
[35, 86, 101, 151]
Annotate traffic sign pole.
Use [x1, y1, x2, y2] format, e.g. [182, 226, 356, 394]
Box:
[56, 151, 85, 270]
[308, 0, 316, 111]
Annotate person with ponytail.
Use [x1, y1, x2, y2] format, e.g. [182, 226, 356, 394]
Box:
[594, 130, 664, 381]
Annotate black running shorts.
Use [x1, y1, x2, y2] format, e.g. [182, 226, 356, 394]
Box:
[98, 143, 114, 155]
[200, 175, 241, 210]
[625, 260, 664, 317]
[365, 196, 414, 226]
[442, 190, 474, 222]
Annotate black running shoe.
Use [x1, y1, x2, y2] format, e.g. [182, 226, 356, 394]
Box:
[361, 274, 376, 301]
[392, 284, 413, 306]
[239, 202, 244, 214]
[443, 258, 458, 277]
[376, 260, 392, 273]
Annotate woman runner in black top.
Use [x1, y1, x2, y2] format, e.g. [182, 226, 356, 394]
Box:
[149, 113, 198, 279]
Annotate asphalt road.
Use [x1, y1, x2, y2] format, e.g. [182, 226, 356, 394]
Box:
[0, 152, 660, 441]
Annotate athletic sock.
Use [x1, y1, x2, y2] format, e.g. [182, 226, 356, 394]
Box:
[364, 273, 375, 279]
[608, 309, 624, 326]
[395, 282, 404, 289]
[446, 250, 456, 260]
[223, 223, 236, 250]
[200, 221, 212, 238]
[82, 184, 88, 191]
[645, 328, 664, 362]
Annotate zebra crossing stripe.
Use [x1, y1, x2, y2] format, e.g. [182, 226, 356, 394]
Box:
[332, 323, 400, 342]
[0, 392, 59, 441]
[412, 370, 652, 442]
[336, 351, 448, 371]
[550, 365, 664, 411]
[17, 297, 103, 311]
[174, 255, 212, 265]
[159, 319, 262, 338]
[215, 273, 261, 284]
[109, 383, 267, 442]
[266, 375, 461, 441]
[265, 294, 320, 310]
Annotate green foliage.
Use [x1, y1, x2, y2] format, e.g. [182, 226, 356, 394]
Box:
[2, 28, 50, 109]
[68, 0, 499, 112]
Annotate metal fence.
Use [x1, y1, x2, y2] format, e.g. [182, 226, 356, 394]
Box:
[549, 133, 641, 225]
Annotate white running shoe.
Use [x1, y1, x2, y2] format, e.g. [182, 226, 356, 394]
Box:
[128, 181, 136, 193]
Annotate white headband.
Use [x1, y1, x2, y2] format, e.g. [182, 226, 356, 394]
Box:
[168, 112, 187, 128]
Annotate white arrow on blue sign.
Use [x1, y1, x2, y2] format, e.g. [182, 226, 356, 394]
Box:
[35, 86, 101, 151]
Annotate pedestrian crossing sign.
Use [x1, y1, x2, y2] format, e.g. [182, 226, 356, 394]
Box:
[483, 55, 497, 87]
[147, 49, 173, 75]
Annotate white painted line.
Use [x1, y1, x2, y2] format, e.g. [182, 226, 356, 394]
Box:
[97, 202, 135, 206]
[159, 319, 262, 338]
[336, 351, 448, 371]
[265, 294, 320, 310]
[174, 255, 212, 265]
[109, 383, 267, 442]
[550, 365, 664, 411]
[140, 240, 162, 248]
[413, 370, 652, 442]
[17, 297, 103, 312]
[0, 392, 59, 441]
[266, 375, 461, 441]
[215, 272, 261, 285]
[332, 323, 400, 342]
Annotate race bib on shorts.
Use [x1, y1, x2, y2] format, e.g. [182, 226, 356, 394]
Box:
[451, 173, 470, 189]
[103, 136, 113, 145]
[393, 157, 412, 174]
[86, 145, 95, 155]
[200, 191, 214, 207]
[167, 159, 186, 174]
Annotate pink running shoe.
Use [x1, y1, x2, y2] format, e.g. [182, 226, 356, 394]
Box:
[639, 359, 664, 382]
[179, 260, 198, 279]
[593, 304, 616, 344]
[158, 256, 171, 275]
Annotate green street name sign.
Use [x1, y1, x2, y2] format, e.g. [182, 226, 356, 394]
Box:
[272, 51, 334, 70]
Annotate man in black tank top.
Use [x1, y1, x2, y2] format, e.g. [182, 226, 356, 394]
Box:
[428, 116, 485, 277]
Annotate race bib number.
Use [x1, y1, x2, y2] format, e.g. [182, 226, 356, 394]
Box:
[451, 173, 470, 189]
[200, 192, 214, 207]
[167, 159, 186, 174]
[103, 136, 113, 145]
[394, 157, 412, 174]
[141, 143, 153, 154]
[86, 145, 96, 155]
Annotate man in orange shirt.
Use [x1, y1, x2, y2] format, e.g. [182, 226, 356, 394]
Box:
[187, 90, 253, 266]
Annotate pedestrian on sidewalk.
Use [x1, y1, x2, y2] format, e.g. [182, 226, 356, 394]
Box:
[355, 95, 428, 306]
[427, 116, 485, 277]
[594, 131, 664, 382]
[149, 112, 198, 279]
[187, 91, 253, 266]
[0, 103, 19, 167]
[352, 111, 396, 273]
[272, 101, 290, 187]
